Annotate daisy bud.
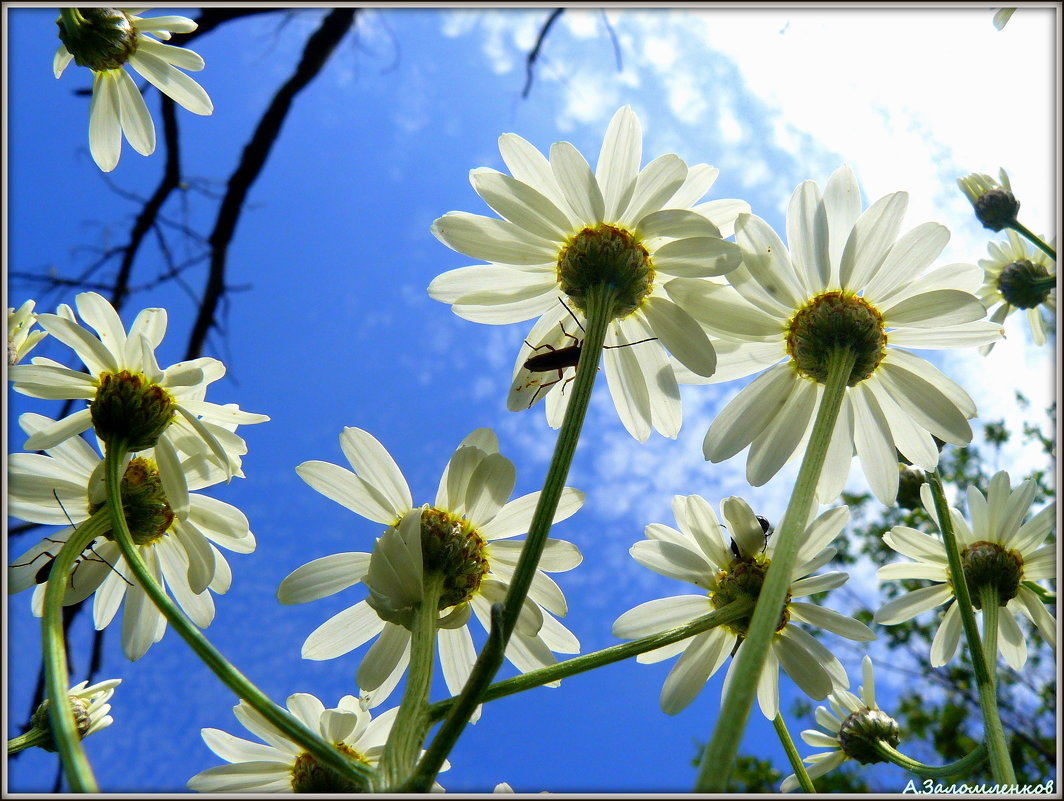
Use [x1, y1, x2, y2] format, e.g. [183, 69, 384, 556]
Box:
[997, 258, 1054, 309]
[556, 224, 654, 318]
[957, 170, 1020, 231]
[786, 291, 886, 386]
[837, 707, 900, 764]
[90, 370, 176, 450]
[29, 679, 121, 752]
[57, 8, 137, 71]
[8, 300, 47, 364]
[962, 541, 1023, 607]
[896, 463, 927, 511]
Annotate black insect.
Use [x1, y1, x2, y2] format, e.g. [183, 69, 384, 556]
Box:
[514, 299, 657, 407]
[11, 491, 130, 590]
[728, 514, 773, 560]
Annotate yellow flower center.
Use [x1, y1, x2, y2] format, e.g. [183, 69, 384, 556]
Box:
[87, 457, 174, 546]
[556, 224, 654, 319]
[419, 507, 490, 610]
[290, 743, 369, 793]
[710, 555, 790, 636]
[90, 370, 176, 450]
[786, 291, 887, 386]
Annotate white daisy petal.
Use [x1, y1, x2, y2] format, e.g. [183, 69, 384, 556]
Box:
[338, 427, 413, 516]
[929, 601, 963, 667]
[277, 553, 370, 604]
[704, 364, 795, 462]
[660, 629, 731, 715]
[875, 584, 953, 625]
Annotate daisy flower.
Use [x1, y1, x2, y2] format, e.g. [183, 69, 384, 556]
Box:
[29, 678, 122, 752]
[976, 228, 1056, 354]
[429, 105, 748, 441]
[278, 427, 584, 707]
[54, 7, 213, 172]
[780, 657, 898, 792]
[8, 300, 48, 364]
[8, 291, 268, 518]
[672, 164, 1002, 506]
[874, 472, 1056, 669]
[613, 494, 874, 718]
[186, 692, 444, 793]
[8, 413, 256, 661]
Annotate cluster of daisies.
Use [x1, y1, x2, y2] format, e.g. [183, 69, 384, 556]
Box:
[9, 57, 1057, 793]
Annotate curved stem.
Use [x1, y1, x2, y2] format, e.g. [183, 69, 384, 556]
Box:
[102, 442, 374, 788]
[426, 598, 753, 723]
[695, 346, 855, 792]
[774, 713, 815, 793]
[378, 573, 444, 790]
[925, 471, 1015, 785]
[1009, 221, 1057, 261]
[874, 740, 988, 779]
[41, 510, 111, 793]
[408, 284, 617, 792]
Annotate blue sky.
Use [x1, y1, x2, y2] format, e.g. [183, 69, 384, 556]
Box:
[4, 5, 1057, 794]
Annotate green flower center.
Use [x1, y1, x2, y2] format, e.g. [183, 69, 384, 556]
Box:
[786, 291, 887, 386]
[420, 507, 490, 610]
[710, 556, 790, 636]
[87, 457, 174, 546]
[57, 8, 138, 71]
[838, 708, 901, 764]
[961, 540, 1024, 607]
[290, 743, 369, 793]
[997, 259, 1052, 309]
[556, 224, 654, 319]
[90, 370, 176, 451]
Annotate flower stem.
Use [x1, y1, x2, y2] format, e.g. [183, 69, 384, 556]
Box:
[925, 471, 1015, 784]
[979, 585, 1000, 691]
[101, 442, 375, 789]
[8, 728, 52, 755]
[695, 346, 855, 792]
[426, 598, 753, 723]
[873, 740, 988, 779]
[1009, 221, 1057, 261]
[41, 509, 111, 793]
[378, 572, 444, 790]
[408, 284, 618, 791]
[774, 713, 816, 793]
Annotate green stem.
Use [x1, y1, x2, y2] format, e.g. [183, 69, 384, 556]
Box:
[774, 713, 816, 793]
[41, 509, 111, 792]
[102, 442, 374, 788]
[925, 471, 1015, 784]
[8, 728, 52, 755]
[874, 740, 988, 779]
[378, 573, 444, 790]
[695, 346, 855, 792]
[408, 284, 617, 792]
[980, 585, 1000, 692]
[1009, 221, 1057, 261]
[426, 599, 753, 723]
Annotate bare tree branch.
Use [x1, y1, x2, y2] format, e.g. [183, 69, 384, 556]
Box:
[185, 8, 358, 360]
[522, 9, 564, 99]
